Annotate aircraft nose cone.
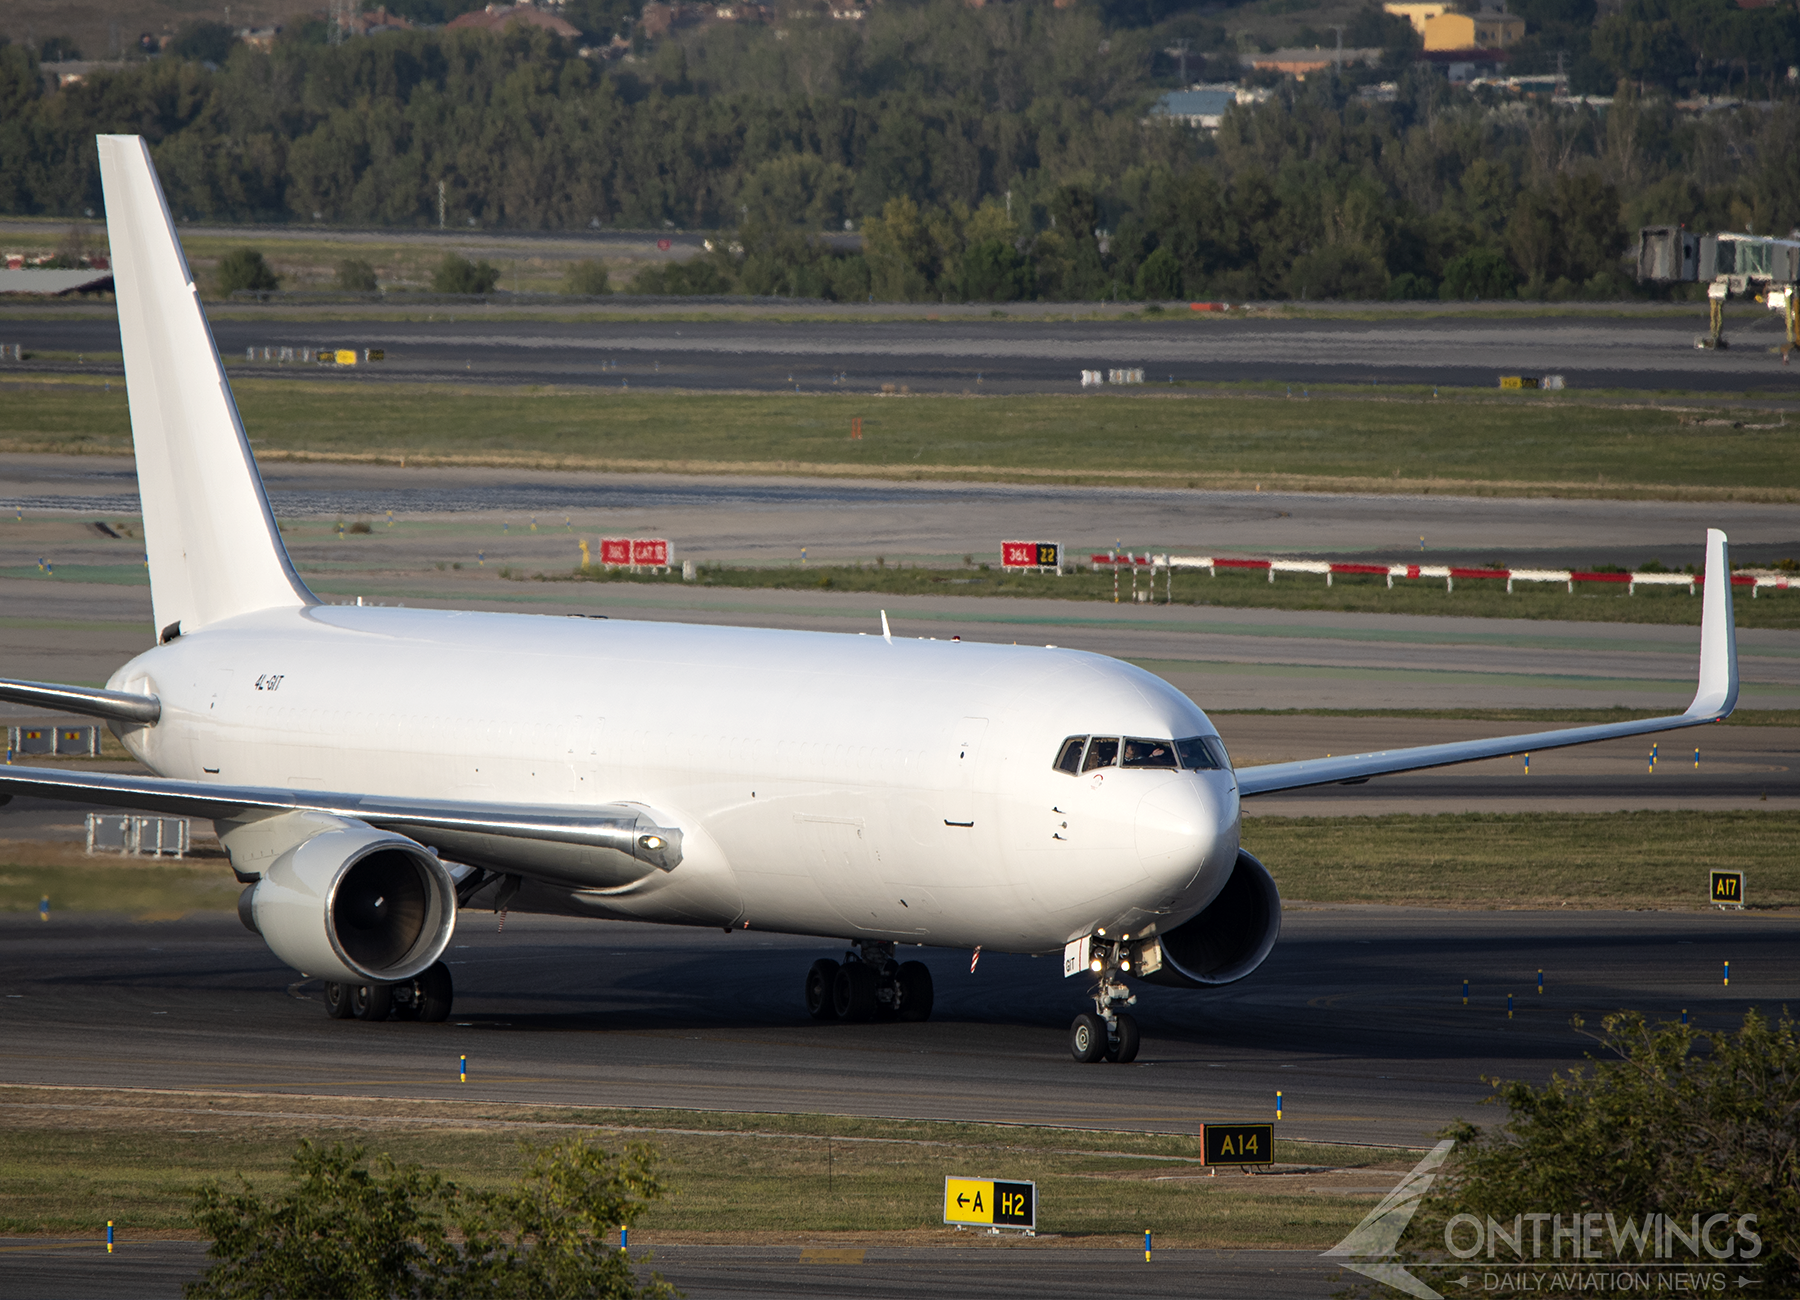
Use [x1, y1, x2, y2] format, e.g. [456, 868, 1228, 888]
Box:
[1135, 774, 1232, 892]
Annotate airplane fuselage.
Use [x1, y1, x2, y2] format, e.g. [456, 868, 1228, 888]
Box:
[109, 605, 1243, 954]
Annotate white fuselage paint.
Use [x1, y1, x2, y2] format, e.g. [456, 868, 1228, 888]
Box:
[109, 606, 1241, 953]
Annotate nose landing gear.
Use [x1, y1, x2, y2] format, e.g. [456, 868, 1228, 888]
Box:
[1070, 940, 1140, 1063]
[803, 942, 934, 1023]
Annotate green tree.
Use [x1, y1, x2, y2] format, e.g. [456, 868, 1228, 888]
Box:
[1134, 245, 1183, 300]
[957, 238, 1035, 301]
[432, 253, 501, 294]
[861, 196, 939, 301]
[168, 20, 238, 66]
[335, 257, 378, 291]
[215, 248, 280, 295]
[1392, 1011, 1800, 1295]
[1440, 246, 1517, 299]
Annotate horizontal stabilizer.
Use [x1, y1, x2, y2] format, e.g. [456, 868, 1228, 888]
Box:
[0, 677, 160, 725]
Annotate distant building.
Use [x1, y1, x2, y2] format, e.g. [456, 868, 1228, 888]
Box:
[237, 25, 283, 49]
[1422, 10, 1524, 50]
[1383, 3, 1452, 36]
[447, 5, 583, 37]
[1244, 47, 1382, 76]
[1148, 85, 1240, 130]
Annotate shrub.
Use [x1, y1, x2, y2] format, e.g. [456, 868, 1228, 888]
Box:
[565, 259, 611, 295]
[432, 253, 500, 295]
[335, 257, 378, 291]
[1384, 271, 1437, 300]
[215, 249, 279, 295]
[186, 1134, 674, 1300]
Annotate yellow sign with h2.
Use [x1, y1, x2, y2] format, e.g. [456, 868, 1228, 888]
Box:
[943, 1177, 1035, 1231]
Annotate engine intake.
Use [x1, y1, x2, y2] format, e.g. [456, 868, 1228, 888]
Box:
[238, 823, 457, 984]
[1133, 849, 1281, 988]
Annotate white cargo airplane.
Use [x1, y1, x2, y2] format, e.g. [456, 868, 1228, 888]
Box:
[0, 138, 1741, 1061]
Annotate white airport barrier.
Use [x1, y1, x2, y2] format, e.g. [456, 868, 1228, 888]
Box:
[85, 814, 190, 858]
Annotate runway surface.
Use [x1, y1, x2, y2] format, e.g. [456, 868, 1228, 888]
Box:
[11, 313, 1799, 394]
[2, 905, 1794, 1298]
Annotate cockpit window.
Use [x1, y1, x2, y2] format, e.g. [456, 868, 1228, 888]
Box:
[1053, 736, 1086, 775]
[1176, 735, 1232, 771]
[1121, 738, 1178, 768]
[1082, 737, 1120, 771]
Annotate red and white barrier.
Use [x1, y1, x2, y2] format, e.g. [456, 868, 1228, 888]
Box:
[1087, 552, 1792, 598]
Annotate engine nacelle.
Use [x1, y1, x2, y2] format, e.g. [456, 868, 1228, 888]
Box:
[1133, 849, 1281, 988]
[238, 823, 457, 984]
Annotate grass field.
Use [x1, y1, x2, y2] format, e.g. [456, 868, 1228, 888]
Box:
[9, 810, 1795, 918]
[2, 374, 1797, 502]
[0, 1088, 1414, 1244]
[0, 843, 237, 917]
[1245, 810, 1800, 908]
[546, 562, 1800, 628]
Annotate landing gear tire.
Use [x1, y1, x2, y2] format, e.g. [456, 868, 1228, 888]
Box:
[894, 961, 934, 1023]
[352, 983, 393, 1022]
[324, 981, 355, 1019]
[413, 962, 454, 1023]
[833, 961, 880, 1022]
[1106, 1012, 1141, 1064]
[1070, 1012, 1107, 1062]
[805, 959, 841, 1020]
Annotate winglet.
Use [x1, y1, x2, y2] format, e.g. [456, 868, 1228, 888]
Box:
[1688, 527, 1738, 720]
[97, 135, 312, 636]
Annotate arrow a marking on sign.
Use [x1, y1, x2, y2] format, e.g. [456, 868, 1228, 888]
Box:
[957, 1194, 968, 1208]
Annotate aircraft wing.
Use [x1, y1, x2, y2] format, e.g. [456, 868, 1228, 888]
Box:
[0, 764, 683, 874]
[1234, 528, 1739, 798]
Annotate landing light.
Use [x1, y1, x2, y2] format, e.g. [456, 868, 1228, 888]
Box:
[639, 835, 666, 852]
[1120, 959, 1131, 972]
[1090, 958, 1103, 972]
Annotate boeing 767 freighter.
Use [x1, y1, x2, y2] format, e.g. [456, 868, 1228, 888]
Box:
[0, 137, 1740, 1061]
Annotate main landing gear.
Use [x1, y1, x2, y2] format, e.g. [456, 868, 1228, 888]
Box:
[1069, 939, 1140, 1064]
[804, 941, 934, 1023]
[323, 961, 454, 1023]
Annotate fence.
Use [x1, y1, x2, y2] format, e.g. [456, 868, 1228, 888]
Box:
[85, 814, 190, 858]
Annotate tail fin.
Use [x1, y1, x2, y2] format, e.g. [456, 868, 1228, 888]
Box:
[97, 135, 312, 640]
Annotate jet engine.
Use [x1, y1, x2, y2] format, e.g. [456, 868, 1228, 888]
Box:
[237, 823, 457, 984]
[1133, 849, 1281, 987]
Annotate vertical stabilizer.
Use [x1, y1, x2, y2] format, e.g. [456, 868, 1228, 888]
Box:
[97, 135, 312, 638]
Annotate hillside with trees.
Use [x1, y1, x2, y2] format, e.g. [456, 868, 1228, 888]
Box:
[0, 0, 1795, 301]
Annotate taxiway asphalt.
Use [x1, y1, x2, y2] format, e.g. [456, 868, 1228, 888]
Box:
[1, 905, 1793, 1298]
